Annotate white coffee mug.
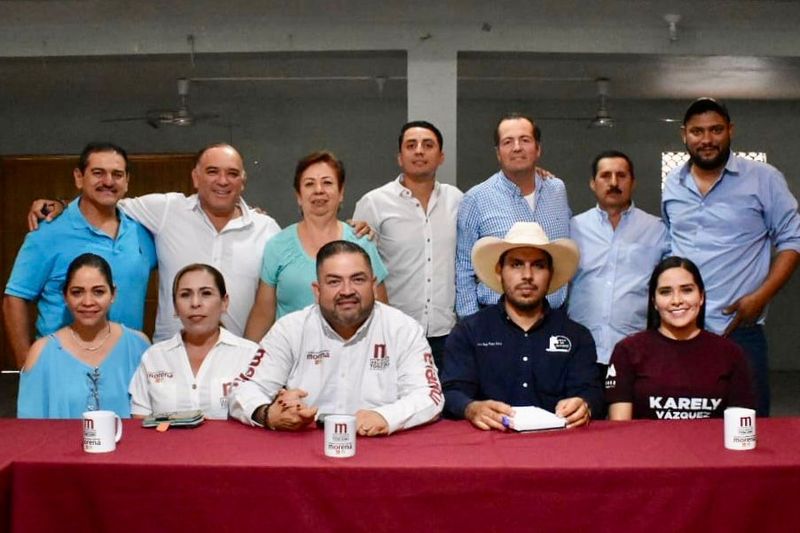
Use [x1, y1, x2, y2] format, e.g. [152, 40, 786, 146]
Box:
[83, 410, 123, 453]
[724, 407, 757, 451]
[324, 414, 356, 458]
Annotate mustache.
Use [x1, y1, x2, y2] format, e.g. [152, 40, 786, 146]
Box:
[335, 295, 360, 304]
[607, 186, 622, 194]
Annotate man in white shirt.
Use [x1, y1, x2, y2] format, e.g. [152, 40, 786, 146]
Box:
[229, 240, 443, 436]
[568, 150, 669, 370]
[31, 143, 281, 340]
[353, 121, 462, 371]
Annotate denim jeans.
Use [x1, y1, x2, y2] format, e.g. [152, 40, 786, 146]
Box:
[728, 325, 769, 417]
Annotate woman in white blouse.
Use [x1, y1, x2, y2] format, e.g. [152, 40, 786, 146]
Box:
[130, 264, 261, 419]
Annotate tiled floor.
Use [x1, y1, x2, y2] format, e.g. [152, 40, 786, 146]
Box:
[1, 371, 797, 419]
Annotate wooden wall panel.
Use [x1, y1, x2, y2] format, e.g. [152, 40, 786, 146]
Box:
[0, 153, 195, 370]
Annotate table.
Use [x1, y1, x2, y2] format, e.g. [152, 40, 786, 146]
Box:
[4, 417, 800, 532]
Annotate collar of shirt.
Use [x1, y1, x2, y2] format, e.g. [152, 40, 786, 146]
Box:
[394, 174, 441, 206]
[316, 303, 378, 345]
[593, 201, 636, 223]
[496, 297, 553, 334]
[185, 193, 255, 232]
[163, 326, 240, 352]
[678, 151, 741, 194]
[497, 170, 541, 198]
[67, 196, 130, 238]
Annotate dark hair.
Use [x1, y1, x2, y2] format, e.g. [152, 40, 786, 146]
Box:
[293, 150, 346, 193]
[682, 97, 731, 125]
[316, 240, 372, 277]
[63, 253, 115, 295]
[77, 142, 129, 174]
[646, 256, 706, 330]
[494, 113, 542, 146]
[172, 263, 227, 304]
[498, 247, 553, 271]
[193, 142, 243, 168]
[398, 121, 443, 151]
[591, 150, 635, 179]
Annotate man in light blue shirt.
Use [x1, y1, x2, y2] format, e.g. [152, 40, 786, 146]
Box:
[569, 151, 669, 366]
[662, 98, 800, 415]
[456, 113, 571, 318]
[3, 142, 156, 368]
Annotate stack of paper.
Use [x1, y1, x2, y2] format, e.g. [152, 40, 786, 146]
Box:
[507, 406, 566, 432]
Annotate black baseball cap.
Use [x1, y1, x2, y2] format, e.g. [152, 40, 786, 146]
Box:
[683, 97, 731, 125]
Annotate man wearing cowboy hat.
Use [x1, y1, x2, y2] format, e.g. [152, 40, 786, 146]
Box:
[441, 222, 602, 429]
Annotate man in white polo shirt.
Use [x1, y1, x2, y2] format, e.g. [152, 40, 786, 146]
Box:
[229, 240, 443, 436]
[353, 121, 462, 371]
[31, 143, 281, 340]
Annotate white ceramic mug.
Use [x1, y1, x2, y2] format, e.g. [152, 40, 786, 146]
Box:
[83, 410, 123, 453]
[724, 407, 757, 451]
[324, 414, 356, 458]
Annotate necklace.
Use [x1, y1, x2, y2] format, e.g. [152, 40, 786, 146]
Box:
[70, 323, 112, 352]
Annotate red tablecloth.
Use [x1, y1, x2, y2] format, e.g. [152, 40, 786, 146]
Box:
[4, 417, 800, 532]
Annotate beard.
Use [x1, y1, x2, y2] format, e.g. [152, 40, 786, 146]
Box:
[504, 284, 546, 312]
[687, 143, 731, 171]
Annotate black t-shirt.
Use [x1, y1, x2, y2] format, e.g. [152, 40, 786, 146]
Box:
[605, 330, 754, 419]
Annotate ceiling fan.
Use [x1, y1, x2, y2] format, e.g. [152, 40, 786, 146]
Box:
[536, 77, 680, 128]
[102, 78, 219, 128]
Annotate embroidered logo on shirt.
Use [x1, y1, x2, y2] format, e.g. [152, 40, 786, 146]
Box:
[147, 370, 174, 383]
[546, 336, 572, 353]
[369, 344, 390, 370]
[605, 364, 616, 389]
[476, 341, 502, 347]
[306, 350, 331, 365]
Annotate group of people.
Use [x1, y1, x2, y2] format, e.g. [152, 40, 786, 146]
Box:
[3, 96, 798, 435]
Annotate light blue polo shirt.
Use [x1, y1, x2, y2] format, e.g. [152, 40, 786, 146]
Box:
[5, 198, 157, 337]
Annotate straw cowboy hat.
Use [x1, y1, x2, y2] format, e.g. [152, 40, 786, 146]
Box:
[471, 222, 580, 295]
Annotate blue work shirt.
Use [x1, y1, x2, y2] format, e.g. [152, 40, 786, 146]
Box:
[441, 300, 603, 418]
[662, 153, 800, 334]
[568, 204, 669, 364]
[5, 198, 157, 336]
[455, 171, 571, 317]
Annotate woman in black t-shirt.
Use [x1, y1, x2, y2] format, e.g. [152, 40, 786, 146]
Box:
[606, 256, 754, 420]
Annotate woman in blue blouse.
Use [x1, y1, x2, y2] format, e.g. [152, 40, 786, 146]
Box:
[244, 150, 388, 341]
[17, 253, 149, 418]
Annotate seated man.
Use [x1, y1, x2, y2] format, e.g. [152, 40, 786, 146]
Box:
[229, 240, 443, 436]
[442, 222, 602, 430]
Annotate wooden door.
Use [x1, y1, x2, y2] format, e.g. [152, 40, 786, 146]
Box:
[0, 153, 195, 369]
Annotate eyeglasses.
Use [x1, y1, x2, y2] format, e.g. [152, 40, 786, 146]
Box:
[86, 367, 101, 411]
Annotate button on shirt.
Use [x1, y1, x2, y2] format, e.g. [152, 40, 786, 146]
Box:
[129, 328, 261, 420]
[353, 176, 463, 337]
[229, 303, 444, 434]
[5, 198, 156, 336]
[456, 171, 571, 317]
[441, 301, 603, 418]
[119, 193, 281, 340]
[568, 204, 669, 364]
[662, 154, 800, 334]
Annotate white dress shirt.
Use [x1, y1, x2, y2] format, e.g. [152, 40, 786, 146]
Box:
[228, 302, 444, 434]
[568, 204, 669, 364]
[120, 193, 281, 340]
[130, 328, 262, 419]
[353, 176, 462, 337]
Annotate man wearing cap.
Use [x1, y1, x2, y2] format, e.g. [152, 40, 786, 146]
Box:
[455, 113, 571, 319]
[662, 98, 800, 416]
[441, 222, 602, 430]
[569, 150, 669, 370]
